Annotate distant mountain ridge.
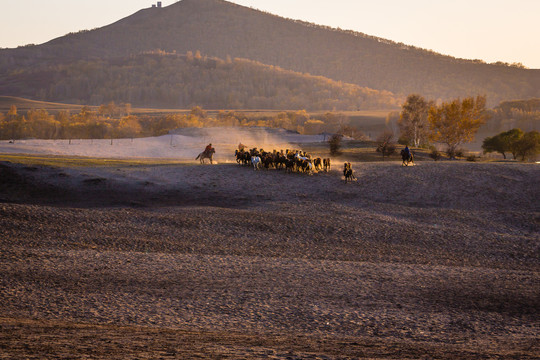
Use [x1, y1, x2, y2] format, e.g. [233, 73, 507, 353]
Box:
[1, 0, 538, 107]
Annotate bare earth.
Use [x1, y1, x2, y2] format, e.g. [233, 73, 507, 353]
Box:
[0, 159, 539, 359]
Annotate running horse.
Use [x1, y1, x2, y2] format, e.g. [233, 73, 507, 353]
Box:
[196, 148, 215, 164]
[400, 149, 414, 166]
[343, 162, 356, 182]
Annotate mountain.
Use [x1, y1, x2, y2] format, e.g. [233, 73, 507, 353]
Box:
[1, 0, 539, 107]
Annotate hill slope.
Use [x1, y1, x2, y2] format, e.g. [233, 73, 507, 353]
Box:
[1, 0, 539, 106]
[0, 52, 398, 110]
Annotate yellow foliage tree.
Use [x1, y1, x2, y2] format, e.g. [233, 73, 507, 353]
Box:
[428, 96, 488, 157]
[7, 105, 17, 117]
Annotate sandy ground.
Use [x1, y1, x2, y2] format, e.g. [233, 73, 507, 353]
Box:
[0, 133, 539, 359]
[0, 127, 325, 161]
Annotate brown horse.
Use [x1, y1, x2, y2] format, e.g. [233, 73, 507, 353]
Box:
[196, 148, 215, 164]
[323, 158, 331, 172]
[313, 157, 323, 171]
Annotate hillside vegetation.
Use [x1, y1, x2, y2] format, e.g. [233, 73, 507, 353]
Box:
[488, 98, 540, 132]
[0, 0, 538, 107]
[0, 52, 398, 110]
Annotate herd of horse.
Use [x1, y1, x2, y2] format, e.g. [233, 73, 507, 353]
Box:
[196, 146, 415, 182]
[235, 148, 331, 174]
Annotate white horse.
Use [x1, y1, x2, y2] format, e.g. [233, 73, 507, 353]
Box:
[251, 156, 262, 170]
[294, 153, 314, 174]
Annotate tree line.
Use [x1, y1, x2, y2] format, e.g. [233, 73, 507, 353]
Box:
[396, 94, 539, 161]
[0, 103, 363, 142]
[3, 96, 538, 161]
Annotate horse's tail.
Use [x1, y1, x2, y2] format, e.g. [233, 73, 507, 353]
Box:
[195, 153, 201, 160]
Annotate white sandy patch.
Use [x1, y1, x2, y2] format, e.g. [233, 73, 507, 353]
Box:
[0, 127, 328, 160]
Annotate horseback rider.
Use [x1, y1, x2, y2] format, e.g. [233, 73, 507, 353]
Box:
[343, 162, 355, 181]
[204, 143, 213, 155]
[404, 145, 411, 159]
[343, 162, 350, 176]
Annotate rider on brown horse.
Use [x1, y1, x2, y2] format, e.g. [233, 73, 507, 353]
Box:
[204, 143, 213, 156]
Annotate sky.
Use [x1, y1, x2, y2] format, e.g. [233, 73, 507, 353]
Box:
[1, 0, 539, 69]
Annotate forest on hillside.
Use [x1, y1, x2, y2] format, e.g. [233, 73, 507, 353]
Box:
[0, 0, 538, 106]
[0, 52, 399, 111]
[485, 98, 540, 133]
[0, 103, 363, 141]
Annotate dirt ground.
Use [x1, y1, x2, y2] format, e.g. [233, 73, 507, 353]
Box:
[0, 158, 539, 359]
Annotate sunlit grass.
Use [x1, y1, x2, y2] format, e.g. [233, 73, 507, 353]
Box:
[0, 153, 192, 168]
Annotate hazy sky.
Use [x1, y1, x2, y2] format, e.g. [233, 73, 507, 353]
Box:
[1, 0, 539, 69]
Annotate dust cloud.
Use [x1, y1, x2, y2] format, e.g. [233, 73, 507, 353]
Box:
[0, 127, 327, 162]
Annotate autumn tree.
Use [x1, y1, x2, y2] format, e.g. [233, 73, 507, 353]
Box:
[303, 119, 324, 135]
[428, 96, 488, 158]
[78, 106, 95, 123]
[122, 103, 132, 117]
[98, 102, 117, 118]
[338, 125, 367, 140]
[25, 109, 59, 139]
[86, 121, 109, 139]
[398, 94, 432, 147]
[1, 106, 25, 141]
[376, 130, 396, 159]
[7, 105, 18, 118]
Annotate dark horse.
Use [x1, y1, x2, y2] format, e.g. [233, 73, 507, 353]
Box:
[343, 162, 356, 182]
[196, 148, 215, 164]
[400, 149, 414, 166]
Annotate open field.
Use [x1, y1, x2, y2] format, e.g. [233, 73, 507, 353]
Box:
[0, 131, 538, 359]
[0, 144, 539, 359]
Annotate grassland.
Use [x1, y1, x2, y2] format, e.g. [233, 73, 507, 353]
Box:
[0, 153, 193, 168]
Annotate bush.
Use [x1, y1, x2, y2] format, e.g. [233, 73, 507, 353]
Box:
[397, 136, 409, 146]
[329, 134, 342, 156]
[445, 148, 464, 158]
[429, 148, 442, 161]
[466, 154, 477, 162]
[376, 130, 396, 159]
[376, 143, 396, 158]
